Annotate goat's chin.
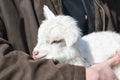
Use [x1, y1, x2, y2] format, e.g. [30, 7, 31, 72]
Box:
[52, 60, 59, 64]
[46, 48, 78, 64]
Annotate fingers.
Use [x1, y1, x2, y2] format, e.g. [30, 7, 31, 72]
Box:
[87, 62, 119, 80]
[107, 51, 120, 68]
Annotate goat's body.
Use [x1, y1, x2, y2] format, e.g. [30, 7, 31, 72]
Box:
[33, 5, 120, 79]
[66, 31, 120, 79]
[82, 31, 120, 64]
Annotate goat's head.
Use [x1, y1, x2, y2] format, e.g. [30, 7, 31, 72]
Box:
[32, 5, 82, 62]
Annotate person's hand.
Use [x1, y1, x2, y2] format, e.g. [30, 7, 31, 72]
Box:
[86, 52, 120, 80]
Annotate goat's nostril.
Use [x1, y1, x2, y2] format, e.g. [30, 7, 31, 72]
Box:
[34, 51, 39, 56]
[33, 51, 39, 58]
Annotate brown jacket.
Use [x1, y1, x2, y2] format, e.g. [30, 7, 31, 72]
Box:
[0, 38, 85, 80]
[0, 0, 63, 54]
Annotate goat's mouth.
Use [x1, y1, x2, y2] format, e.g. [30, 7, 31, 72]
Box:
[40, 55, 47, 59]
[33, 55, 47, 60]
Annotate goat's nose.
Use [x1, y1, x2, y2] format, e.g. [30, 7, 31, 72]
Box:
[32, 51, 39, 59]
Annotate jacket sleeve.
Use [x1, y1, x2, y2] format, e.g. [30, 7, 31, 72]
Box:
[0, 38, 85, 80]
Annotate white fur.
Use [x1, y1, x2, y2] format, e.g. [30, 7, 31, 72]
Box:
[33, 5, 120, 79]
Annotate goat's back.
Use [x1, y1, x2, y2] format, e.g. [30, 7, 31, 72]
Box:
[82, 31, 120, 79]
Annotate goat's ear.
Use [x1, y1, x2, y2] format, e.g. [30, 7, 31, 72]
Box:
[43, 5, 55, 19]
[64, 29, 80, 47]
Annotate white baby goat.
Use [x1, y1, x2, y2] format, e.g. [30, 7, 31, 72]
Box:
[33, 5, 120, 79]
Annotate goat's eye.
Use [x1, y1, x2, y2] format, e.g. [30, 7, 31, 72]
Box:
[51, 39, 64, 44]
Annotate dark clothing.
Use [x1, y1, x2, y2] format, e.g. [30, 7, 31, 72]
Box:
[62, 0, 95, 35]
[0, 0, 63, 54]
[62, 0, 120, 35]
[94, 0, 120, 32]
[0, 0, 120, 80]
